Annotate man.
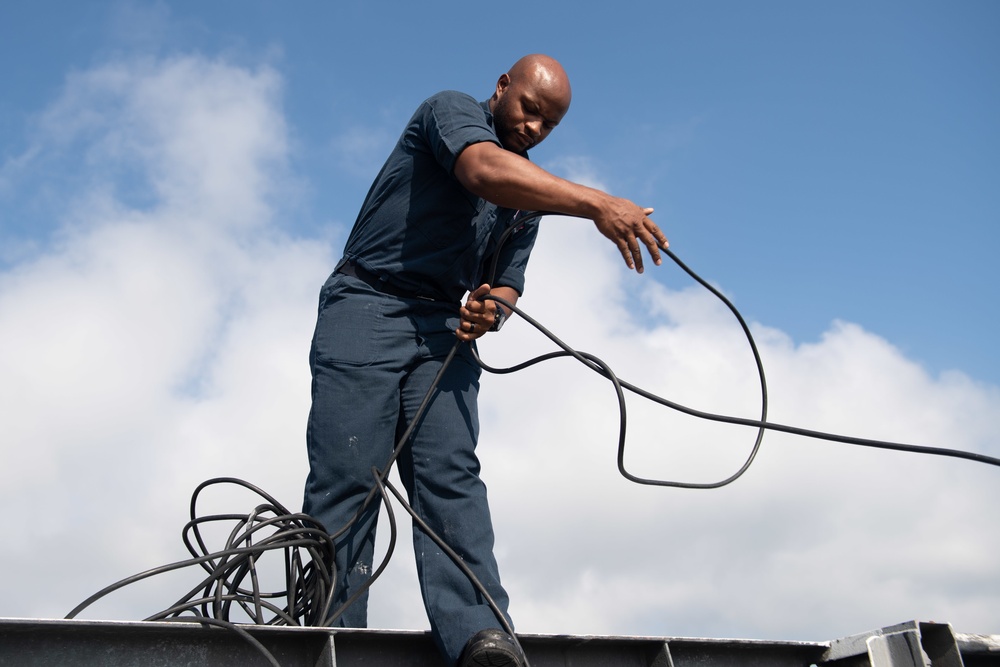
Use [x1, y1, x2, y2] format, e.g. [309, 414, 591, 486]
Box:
[303, 54, 667, 667]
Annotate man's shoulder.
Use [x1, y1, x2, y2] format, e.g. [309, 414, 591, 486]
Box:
[404, 90, 497, 164]
[420, 90, 483, 112]
[410, 91, 493, 138]
[426, 90, 478, 103]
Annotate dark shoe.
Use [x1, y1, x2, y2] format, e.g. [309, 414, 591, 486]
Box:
[458, 628, 525, 667]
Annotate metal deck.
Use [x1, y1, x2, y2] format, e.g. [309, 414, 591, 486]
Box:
[0, 617, 997, 666]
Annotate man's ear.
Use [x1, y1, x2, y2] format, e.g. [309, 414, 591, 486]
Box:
[494, 73, 511, 99]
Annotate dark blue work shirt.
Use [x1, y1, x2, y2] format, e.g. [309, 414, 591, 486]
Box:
[339, 91, 540, 303]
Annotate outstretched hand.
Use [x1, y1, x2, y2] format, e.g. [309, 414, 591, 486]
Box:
[593, 201, 669, 273]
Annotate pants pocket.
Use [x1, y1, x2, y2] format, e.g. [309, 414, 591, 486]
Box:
[312, 287, 384, 367]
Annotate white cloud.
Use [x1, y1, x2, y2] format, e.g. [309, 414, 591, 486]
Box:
[1, 51, 997, 646]
[0, 54, 334, 620]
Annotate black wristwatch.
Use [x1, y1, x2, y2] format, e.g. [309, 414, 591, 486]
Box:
[490, 307, 507, 332]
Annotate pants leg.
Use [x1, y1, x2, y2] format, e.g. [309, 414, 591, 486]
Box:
[397, 321, 511, 665]
[302, 274, 408, 626]
[302, 274, 512, 664]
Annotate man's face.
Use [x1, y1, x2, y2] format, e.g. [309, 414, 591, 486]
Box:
[492, 73, 570, 153]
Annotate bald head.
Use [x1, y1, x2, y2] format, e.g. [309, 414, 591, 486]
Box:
[506, 54, 572, 105]
[490, 54, 571, 152]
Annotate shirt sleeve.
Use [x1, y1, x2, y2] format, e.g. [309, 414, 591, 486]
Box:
[419, 91, 501, 174]
[483, 213, 541, 295]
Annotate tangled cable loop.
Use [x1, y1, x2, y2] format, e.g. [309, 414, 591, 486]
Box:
[67, 478, 338, 628]
[169, 478, 337, 626]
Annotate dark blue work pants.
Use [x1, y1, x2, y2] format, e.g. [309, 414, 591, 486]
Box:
[302, 272, 511, 665]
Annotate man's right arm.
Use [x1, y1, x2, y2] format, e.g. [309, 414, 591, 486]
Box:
[453, 141, 668, 273]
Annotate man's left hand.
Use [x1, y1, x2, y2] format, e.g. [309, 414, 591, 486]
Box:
[456, 284, 496, 341]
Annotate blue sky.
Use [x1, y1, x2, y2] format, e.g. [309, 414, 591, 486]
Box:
[4, 1, 997, 380]
[1, 0, 998, 643]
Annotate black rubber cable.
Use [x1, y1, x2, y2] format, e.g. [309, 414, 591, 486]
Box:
[67, 213, 997, 667]
[483, 212, 999, 478]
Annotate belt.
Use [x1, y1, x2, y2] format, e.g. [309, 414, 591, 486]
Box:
[337, 260, 438, 301]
